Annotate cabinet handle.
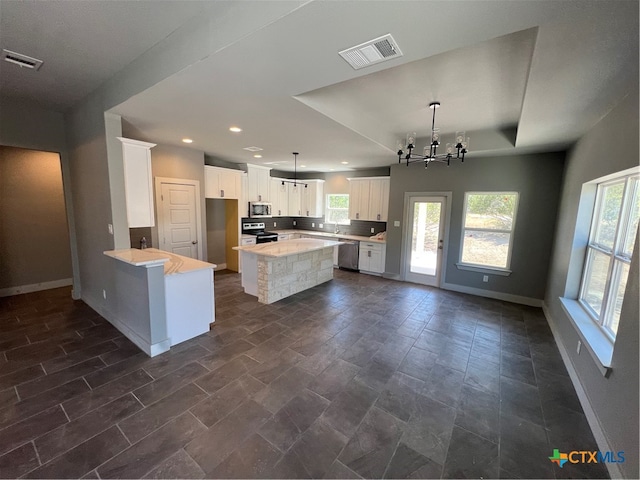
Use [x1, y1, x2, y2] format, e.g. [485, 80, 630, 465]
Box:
[306, 210, 309, 216]
[221, 189, 224, 198]
[356, 213, 359, 219]
[368, 251, 371, 258]
[192, 240, 198, 244]
[377, 214, 380, 220]
[258, 194, 262, 201]
[279, 209, 281, 216]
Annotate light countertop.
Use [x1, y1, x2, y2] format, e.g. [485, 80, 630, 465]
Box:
[233, 238, 343, 257]
[104, 248, 216, 274]
[274, 229, 386, 244]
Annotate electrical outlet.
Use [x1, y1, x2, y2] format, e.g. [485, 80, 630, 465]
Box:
[102, 289, 107, 299]
[577, 340, 582, 354]
[371, 227, 375, 233]
[108, 223, 113, 235]
[394, 221, 400, 227]
[483, 275, 489, 282]
[319, 223, 323, 228]
[312, 223, 315, 228]
[293, 220, 296, 226]
[273, 222, 276, 227]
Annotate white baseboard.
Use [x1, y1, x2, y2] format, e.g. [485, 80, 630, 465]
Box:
[441, 281, 543, 307]
[214, 263, 227, 271]
[541, 302, 622, 479]
[0, 278, 73, 297]
[81, 293, 169, 358]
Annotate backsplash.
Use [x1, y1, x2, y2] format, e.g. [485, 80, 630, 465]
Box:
[129, 227, 153, 249]
[241, 217, 386, 237]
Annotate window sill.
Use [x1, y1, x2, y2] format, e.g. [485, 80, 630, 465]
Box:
[455, 263, 512, 276]
[559, 297, 613, 377]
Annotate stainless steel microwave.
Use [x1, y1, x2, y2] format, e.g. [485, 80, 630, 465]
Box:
[249, 202, 272, 218]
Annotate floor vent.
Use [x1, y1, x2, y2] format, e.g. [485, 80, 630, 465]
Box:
[2, 49, 43, 71]
[339, 34, 402, 70]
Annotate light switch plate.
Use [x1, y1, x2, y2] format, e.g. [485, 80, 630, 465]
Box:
[108, 223, 113, 235]
[312, 223, 315, 228]
[293, 220, 296, 226]
[319, 223, 323, 228]
[394, 221, 400, 227]
[371, 227, 375, 233]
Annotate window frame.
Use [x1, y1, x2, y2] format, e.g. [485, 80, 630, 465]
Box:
[578, 173, 638, 343]
[325, 193, 351, 225]
[458, 191, 519, 273]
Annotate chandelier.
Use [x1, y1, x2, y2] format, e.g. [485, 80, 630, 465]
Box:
[397, 102, 469, 168]
[281, 152, 307, 188]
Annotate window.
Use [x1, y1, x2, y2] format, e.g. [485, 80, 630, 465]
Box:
[459, 192, 519, 270]
[326, 194, 350, 225]
[579, 173, 639, 341]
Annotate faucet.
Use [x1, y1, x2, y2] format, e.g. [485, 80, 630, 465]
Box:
[334, 222, 340, 234]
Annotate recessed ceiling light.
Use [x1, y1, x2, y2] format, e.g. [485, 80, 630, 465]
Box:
[253, 154, 262, 158]
[182, 138, 193, 144]
[341, 161, 349, 164]
[300, 165, 306, 168]
[229, 126, 242, 133]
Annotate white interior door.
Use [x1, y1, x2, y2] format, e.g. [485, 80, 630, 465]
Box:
[159, 182, 198, 258]
[404, 196, 446, 286]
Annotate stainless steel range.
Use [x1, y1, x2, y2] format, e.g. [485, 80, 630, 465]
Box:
[242, 222, 278, 243]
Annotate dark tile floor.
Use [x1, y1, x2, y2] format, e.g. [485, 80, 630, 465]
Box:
[0, 270, 608, 479]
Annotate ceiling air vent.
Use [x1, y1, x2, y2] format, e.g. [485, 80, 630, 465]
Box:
[2, 49, 43, 71]
[243, 146, 263, 152]
[338, 34, 402, 70]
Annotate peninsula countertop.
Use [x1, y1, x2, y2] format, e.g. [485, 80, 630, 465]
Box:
[104, 248, 216, 274]
[232, 238, 343, 257]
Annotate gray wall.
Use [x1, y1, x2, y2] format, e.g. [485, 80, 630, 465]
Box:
[0, 146, 72, 290]
[0, 97, 80, 297]
[544, 89, 639, 478]
[387, 152, 565, 302]
[144, 143, 208, 261]
[206, 199, 227, 265]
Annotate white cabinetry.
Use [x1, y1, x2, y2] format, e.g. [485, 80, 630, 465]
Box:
[348, 177, 390, 222]
[301, 180, 324, 217]
[288, 184, 302, 217]
[358, 242, 386, 275]
[368, 177, 390, 221]
[245, 164, 271, 202]
[270, 178, 289, 217]
[117, 137, 156, 228]
[204, 166, 242, 199]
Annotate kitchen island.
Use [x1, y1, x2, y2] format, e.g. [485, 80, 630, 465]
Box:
[103, 248, 216, 356]
[233, 238, 343, 304]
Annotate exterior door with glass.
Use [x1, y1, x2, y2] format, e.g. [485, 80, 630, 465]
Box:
[404, 196, 446, 286]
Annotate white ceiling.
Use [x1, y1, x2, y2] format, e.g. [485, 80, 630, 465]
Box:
[1, 1, 637, 172]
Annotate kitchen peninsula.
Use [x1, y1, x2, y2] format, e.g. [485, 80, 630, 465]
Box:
[233, 238, 343, 304]
[103, 248, 216, 356]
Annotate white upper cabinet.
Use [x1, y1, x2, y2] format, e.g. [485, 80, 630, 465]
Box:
[117, 137, 156, 228]
[204, 166, 242, 199]
[270, 178, 289, 217]
[368, 177, 390, 222]
[348, 178, 371, 221]
[288, 183, 302, 217]
[301, 179, 324, 217]
[245, 164, 271, 202]
[348, 177, 390, 222]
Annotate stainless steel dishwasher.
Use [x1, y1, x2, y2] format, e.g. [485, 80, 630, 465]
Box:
[338, 240, 359, 271]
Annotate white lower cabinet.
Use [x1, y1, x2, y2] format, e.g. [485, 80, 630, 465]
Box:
[358, 242, 386, 275]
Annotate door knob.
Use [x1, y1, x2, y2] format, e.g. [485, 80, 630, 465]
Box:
[192, 240, 198, 244]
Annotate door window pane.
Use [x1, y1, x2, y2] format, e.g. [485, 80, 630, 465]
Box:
[410, 201, 441, 276]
